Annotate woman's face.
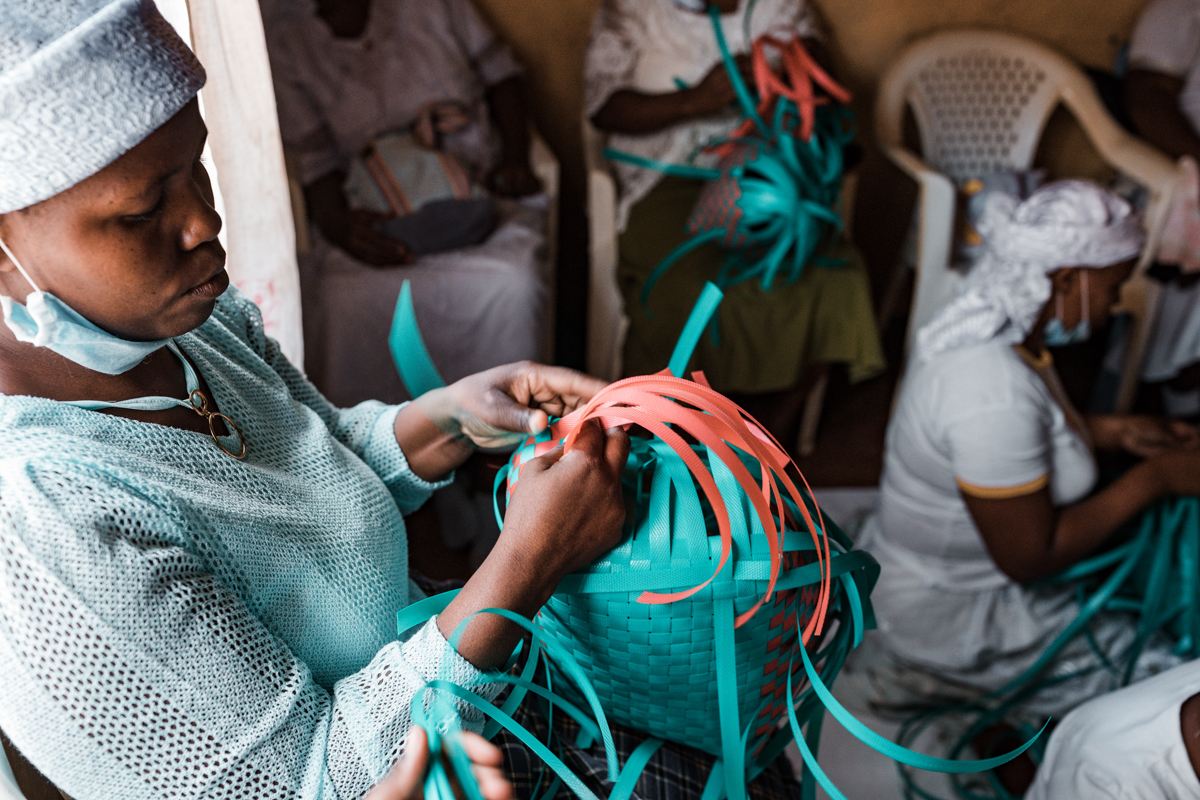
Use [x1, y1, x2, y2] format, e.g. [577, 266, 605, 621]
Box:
[0, 99, 225, 343]
[1050, 258, 1137, 332]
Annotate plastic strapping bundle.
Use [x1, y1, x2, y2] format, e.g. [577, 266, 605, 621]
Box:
[388, 280, 1040, 800]
[893, 495, 1200, 800]
[605, 5, 854, 306]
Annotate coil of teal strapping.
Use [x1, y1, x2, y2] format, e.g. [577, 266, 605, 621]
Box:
[604, 5, 855, 307]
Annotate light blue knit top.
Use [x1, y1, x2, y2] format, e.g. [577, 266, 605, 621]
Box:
[0, 287, 496, 799]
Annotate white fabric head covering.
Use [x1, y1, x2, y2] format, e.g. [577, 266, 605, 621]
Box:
[914, 179, 1145, 361]
[0, 0, 206, 213]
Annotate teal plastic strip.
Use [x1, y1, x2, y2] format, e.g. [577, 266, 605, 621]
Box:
[712, 556, 745, 800]
[424, 681, 603, 800]
[639, 230, 727, 309]
[700, 760, 727, 800]
[786, 681, 843, 800]
[708, 5, 766, 135]
[610, 737, 665, 800]
[396, 589, 460, 636]
[444, 607, 619, 778]
[389, 279, 447, 397]
[668, 283, 724, 377]
[799, 644, 1046, 772]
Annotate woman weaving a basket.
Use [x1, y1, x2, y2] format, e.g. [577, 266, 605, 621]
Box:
[0, 3, 834, 799]
[0, 2, 634, 798]
[860, 181, 1200, 723]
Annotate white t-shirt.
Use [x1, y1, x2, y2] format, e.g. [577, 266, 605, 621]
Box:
[1130, 0, 1200, 135]
[1026, 659, 1200, 800]
[857, 342, 1121, 711]
[874, 341, 1096, 591]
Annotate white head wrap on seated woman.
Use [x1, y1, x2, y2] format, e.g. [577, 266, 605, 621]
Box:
[914, 179, 1145, 361]
[0, 0, 206, 214]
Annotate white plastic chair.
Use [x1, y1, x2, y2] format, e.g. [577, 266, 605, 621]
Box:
[875, 29, 1180, 411]
[584, 120, 627, 383]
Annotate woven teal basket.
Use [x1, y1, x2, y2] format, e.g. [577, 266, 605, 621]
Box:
[496, 379, 880, 800]
[391, 281, 1045, 800]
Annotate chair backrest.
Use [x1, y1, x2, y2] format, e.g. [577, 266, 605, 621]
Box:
[583, 121, 628, 382]
[876, 29, 1083, 183]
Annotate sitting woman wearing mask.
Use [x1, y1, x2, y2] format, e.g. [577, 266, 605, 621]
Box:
[0, 4, 808, 799]
[859, 181, 1200, 719]
[0, 2, 628, 798]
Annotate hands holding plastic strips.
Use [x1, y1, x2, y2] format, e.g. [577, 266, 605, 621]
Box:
[365, 728, 512, 800]
[389, 281, 1044, 800]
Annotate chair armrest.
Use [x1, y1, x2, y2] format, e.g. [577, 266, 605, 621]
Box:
[879, 143, 960, 348]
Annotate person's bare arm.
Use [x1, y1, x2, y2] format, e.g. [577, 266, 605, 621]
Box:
[963, 450, 1200, 583]
[591, 55, 753, 135]
[1086, 413, 1200, 456]
[303, 170, 413, 265]
[484, 76, 540, 197]
[1124, 69, 1200, 160]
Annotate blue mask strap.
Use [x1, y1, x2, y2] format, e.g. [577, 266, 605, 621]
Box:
[61, 341, 247, 459]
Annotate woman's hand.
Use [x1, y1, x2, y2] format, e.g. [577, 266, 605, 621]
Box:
[689, 55, 754, 116]
[365, 727, 512, 800]
[417, 362, 607, 450]
[591, 55, 754, 134]
[1089, 414, 1200, 457]
[437, 418, 629, 670]
[486, 161, 541, 198]
[327, 208, 416, 267]
[396, 362, 607, 482]
[1148, 448, 1200, 497]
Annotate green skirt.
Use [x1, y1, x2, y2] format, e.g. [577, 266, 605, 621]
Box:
[618, 175, 885, 393]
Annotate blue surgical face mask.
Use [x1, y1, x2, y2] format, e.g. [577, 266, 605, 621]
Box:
[1043, 270, 1091, 347]
[0, 236, 169, 375]
[669, 0, 709, 10]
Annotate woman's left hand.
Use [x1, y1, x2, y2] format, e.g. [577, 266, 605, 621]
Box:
[1106, 414, 1200, 457]
[416, 362, 606, 449]
[486, 162, 541, 198]
[365, 727, 512, 800]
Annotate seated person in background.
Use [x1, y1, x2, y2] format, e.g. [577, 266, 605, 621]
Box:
[1024, 659, 1200, 800]
[1123, 0, 1200, 416]
[266, 0, 548, 407]
[585, 0, 884, 434]
[859, 181, 1200, 719]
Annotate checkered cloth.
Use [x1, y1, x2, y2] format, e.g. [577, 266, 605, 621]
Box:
[409, 572, 803, 800]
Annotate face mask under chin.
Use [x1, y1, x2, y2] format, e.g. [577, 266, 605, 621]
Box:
[0, 237, 171, 375]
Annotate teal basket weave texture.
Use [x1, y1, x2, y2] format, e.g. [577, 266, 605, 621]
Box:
[537, 538, 820, 758]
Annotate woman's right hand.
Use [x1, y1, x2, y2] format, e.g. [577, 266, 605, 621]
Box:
[365, 728, 512, 800]
[326, 208, 415, 266]
[688, 55, 754, 116]
[1148, 448, 1200, 497]
[436, 419, 629, 670]
[499, 418, 630, 578]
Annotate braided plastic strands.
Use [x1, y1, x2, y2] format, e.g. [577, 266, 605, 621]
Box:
[605, 4, 854, 304]
[388, 283, 1039, 800]
[895, 496, 1200, 800]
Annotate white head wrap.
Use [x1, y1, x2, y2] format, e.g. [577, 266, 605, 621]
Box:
[914, 179, 1145, 361]
[0, 0, 206, 213]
